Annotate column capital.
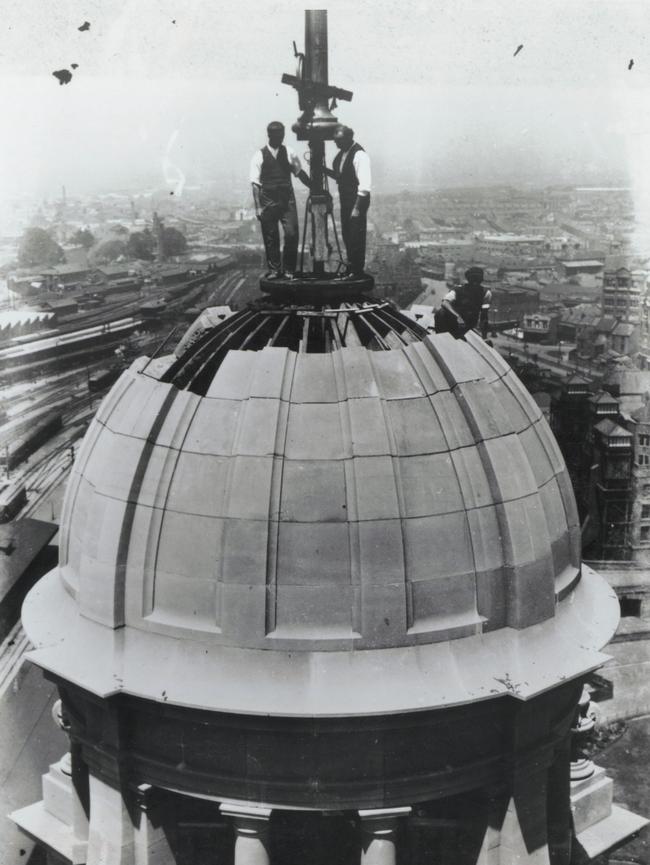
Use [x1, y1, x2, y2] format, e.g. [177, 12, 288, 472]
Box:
[359, 807, 412, 821]
[133, 782, 160, 817]
[220, 801, 273, 822]
[221, 801, 272, 865]
[358, 807, 410, 865]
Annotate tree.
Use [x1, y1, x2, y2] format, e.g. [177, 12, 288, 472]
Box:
[70, 228, 95, 250]
[18, 227, 65, 267]
[162, 227, 187, 257]
[90, 239, 127, 264]
[110, 224, 129, 236]
[127, 229, 155, 261]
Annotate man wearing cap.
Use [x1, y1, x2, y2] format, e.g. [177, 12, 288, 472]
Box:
[250, 121, 311, 279]
[436, 267, 492, 339]
[326, 124, 371, 279]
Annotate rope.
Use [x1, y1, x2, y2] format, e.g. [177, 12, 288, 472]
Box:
[323, 173, 347, 275]
[299, 195, 311, 274]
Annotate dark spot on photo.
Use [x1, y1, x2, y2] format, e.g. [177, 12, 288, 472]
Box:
[52, 69, 73, 85]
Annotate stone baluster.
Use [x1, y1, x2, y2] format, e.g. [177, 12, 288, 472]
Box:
[570, 685, 596, 781]
[47, 700, 90, 851]
[220, 802, 272, 865]
[358, 807, 411, 865]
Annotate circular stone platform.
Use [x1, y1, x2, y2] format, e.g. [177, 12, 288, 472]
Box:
[259, 272, 374, 304]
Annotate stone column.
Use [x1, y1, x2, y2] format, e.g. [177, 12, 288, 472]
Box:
[358, 807, 411, 865]
[86, 774, 136, 865]
[499, 786, 552, 865]
[496, 764, 553, 864]
[220, 801, 272, 865]
[546, 741, 572, 865]
[133, 784, 175, 865]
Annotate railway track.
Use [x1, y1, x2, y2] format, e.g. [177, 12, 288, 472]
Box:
[0, 268, 251, 698]
[0, 620, 31, 701]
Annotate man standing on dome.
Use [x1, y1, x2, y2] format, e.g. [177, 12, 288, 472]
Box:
[250, 121, 311, 279]
[435, 267, 492, 339]
[326, 124, 371, 279]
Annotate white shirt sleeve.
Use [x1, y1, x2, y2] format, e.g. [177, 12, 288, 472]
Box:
[482, 289, 492, 308]
[286, 146, 303, 177]
[353, 150, 371, 195]
[443, 289, 457, 303]
[250, 150, 263, 186]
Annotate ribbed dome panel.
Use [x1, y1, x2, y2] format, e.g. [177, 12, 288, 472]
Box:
[58, 329, 580, 651]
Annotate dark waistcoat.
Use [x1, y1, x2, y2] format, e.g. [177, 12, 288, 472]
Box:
[260, 146, 292, 187]
[453, 283, 487, 328]
[333, 143, 364, 204]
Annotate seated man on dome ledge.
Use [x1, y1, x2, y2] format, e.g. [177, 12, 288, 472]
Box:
[434, 266, 492, 340]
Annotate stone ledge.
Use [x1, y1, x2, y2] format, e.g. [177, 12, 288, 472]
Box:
[22, 564, 618, 716]
[571, 772, 613, 835]
[10, 800, 87, 864]
[573, 804, 649, 861]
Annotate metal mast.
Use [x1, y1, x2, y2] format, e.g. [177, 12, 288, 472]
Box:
[260, 9, 373, 302]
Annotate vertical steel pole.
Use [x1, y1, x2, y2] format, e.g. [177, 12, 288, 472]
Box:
[305, 10, 330, 275]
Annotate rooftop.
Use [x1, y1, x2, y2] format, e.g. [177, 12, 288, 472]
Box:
[612, 321, 636, 337]
[590, 391, 618, 406]
[558, 259, 604, 268]
[630, 401, 650, 423]
[594, 419, 633, 438]
[479, 234, 546, 242]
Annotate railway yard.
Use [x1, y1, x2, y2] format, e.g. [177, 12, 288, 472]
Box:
[0, 260, 269, 861]
[0, 259, 260, 655]
[1, 263, 261, 502]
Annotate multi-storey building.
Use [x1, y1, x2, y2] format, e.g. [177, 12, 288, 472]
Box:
[475, 233, 547, 259]
[551, 377, 650, 561]
[522, 311, 559, 343]
[489, 284, 539, 325]
[556, 259, 604, 289]
[591, 418, 634, 559]
[628, 401, 650, 563]
[601, 267, 643, 319]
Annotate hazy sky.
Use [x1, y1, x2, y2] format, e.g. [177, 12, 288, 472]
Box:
[2, 0, 650, 204]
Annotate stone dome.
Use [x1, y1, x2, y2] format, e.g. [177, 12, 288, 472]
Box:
[24, 302, 618, 716]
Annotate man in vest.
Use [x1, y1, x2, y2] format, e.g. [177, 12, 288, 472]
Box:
[250, 121, 311, 279]
[435, 267, 492, 339]
[327, 124, 371, 279]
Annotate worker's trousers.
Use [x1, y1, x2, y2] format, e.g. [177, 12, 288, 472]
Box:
[340, 193, 370, 275]
[259, 185, 299, 274]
